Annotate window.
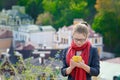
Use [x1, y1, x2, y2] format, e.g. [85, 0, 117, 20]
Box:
[95, 38, 97, 44]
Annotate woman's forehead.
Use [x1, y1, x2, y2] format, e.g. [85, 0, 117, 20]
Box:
[73, 32, 86, 38]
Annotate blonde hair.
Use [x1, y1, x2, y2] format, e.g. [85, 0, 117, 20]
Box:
[72, 23, 89, 38]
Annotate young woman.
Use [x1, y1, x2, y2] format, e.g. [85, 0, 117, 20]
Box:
[61, 23, 100, 80]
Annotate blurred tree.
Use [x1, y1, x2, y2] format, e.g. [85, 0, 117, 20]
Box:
[0, 1, 2, 10]
[36, 12, 53, 25]
[92, 0, 120, 55]
[17, 0, 44, 20]
[17, 0, 28, 6]
[1, 0, 96, 30]
[42, 0, 57, 15]
[0, 0, 17, 10]
[42, 0, 89, 29]
[86, 0, 96, 23]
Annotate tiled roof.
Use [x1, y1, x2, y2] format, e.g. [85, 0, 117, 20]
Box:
[15, 41, 38, 50]
[0, 29, 12, 38]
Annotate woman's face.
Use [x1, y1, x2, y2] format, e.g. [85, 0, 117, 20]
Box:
[72, 32, 87, 47]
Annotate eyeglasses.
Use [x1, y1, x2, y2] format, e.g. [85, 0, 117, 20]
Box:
[73, 37, 86, 43]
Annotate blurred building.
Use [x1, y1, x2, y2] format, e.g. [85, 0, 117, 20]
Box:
[0, 5, 34, 30]
[54, 19, 103, 55]
[13, 25, 56, 50]
[0, 6, 103, 59]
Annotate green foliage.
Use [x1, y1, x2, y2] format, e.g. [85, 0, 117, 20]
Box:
[86, 0, 96, 23]
[93, 0, 120, 54]
[92, 12, 118, 50]
[17, 0, 44, 20]
[42, 0, 57, 15]
[20, 58, 57, 80]
[1, 57, 63, 80]
[7, 0, 93, 29]
[0, 0, 17, 10]
[36, 12, 53, 25]
[114, 44, 120, 57]
[17, 0, 28, 6]
[41, 0, 89, 29]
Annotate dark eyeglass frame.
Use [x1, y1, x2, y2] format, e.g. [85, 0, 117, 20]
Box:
[72, 37, 86, 43]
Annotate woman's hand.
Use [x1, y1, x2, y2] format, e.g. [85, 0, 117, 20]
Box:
[76, 60, 85, 68]
[76, 60, 90, 73]
[66, 59, 78, 74]
[70, 59, 77, 69]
